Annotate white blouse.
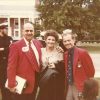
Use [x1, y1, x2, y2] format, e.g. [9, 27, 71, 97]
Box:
[41, 48, 63, 69]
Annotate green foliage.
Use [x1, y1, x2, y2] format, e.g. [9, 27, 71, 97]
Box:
[36, 0, 100, 40]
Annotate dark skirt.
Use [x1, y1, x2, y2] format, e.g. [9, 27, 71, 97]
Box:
[37, 68, 65, 100]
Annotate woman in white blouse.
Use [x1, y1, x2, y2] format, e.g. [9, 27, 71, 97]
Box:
[37, 30, 65, 100]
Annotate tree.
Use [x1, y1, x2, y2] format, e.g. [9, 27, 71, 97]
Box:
[36, 0, 100, 40]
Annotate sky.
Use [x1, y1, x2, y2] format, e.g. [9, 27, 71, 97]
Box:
[0, 0, 38, 18]
[0, 0, 35, 6]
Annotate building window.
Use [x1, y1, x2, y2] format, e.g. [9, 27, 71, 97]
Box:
[24, 18, 29, 24]
[14, 18, 18, 29]
[15, 31, 19, 37]
[14, 29, 19, 37]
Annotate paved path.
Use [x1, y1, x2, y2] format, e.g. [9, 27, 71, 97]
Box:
[90, 53, 100, 78]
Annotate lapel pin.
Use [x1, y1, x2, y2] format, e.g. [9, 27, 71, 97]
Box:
[22, 46, 29, 52]
[77, 60, 82, 68]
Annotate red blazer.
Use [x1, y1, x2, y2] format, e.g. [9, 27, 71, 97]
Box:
[7, 39, 42, 94]
[64, 47, 95, 92]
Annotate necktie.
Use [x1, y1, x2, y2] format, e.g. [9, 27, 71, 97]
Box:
[29, 43, 33, 53]
[67, 50, 73, 85]
[28, 42, 39, 71]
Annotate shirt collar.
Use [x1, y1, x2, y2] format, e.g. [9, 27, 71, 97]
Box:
[68, 46, 75, 54]
[23, 37, 32, 46]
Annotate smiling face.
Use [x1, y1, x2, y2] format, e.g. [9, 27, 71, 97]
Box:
[62, 34, 75, 50]
[23, 23, 34, 42]
[44, 30, 59, 49]
[45, 36, 56, 48]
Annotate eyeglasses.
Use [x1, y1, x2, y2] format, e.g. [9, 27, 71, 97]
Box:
[25, 30, 33, 32]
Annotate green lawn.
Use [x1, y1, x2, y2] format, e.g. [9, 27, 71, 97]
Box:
[81, 46, 100, 53]
[77, 44, 100, 53]
[78, 45, 99, 52]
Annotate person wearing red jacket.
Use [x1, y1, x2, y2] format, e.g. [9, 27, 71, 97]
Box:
[62, 29, 95, 100]
[7, 22, 42, 100]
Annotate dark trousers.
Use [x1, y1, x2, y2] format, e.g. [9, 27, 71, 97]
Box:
[37, 73, 65, 100]
[1, 87, 12, 100]
[0, 61, 11, 100]
[9, 91, 36, 100]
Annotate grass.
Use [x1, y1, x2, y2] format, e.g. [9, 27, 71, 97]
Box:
[78, 46, 100, 53]
[77, 42, 100, 53]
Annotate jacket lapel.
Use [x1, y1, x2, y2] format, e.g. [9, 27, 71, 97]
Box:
[73, 47, 79, 74]
[64, 51, 68, 72]
[33, 40, 42, 64]
[22, 39, 40, 72]
[21, 39, 34, 66]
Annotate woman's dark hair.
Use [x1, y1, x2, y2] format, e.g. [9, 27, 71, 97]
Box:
[83, 78, 99, 100]
[44, 30, 59, 42]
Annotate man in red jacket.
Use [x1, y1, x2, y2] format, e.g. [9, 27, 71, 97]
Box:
[62, 29, 95, 100]
[7, 22, 42, 100]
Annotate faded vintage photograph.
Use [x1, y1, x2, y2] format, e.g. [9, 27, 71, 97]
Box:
[0, 0, 100, 100]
